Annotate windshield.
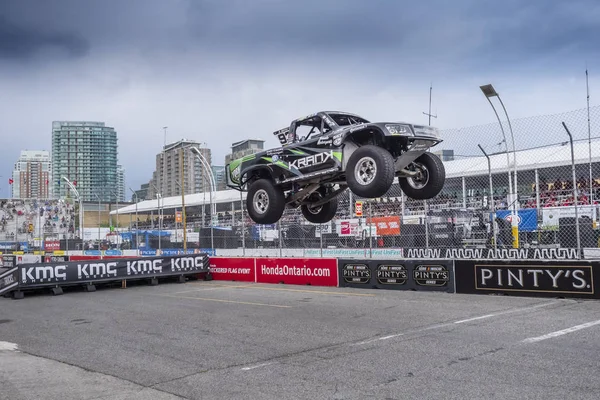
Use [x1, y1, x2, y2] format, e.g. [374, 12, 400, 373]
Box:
[328, 113, 370, 126]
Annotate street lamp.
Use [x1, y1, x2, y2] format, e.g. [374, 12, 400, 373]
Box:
[480, 84, 519, 248]
[191, 146, 215, 251]
[129, 187, 139, 251]
[62, 176, 83, 242]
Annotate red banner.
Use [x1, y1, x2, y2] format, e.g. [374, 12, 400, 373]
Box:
[255, 258, 338, 286]
[69, 255, 102, 261]
[208, 257, 255, 282]
[367, 216, 401, 236]
[44, 241, 61, 251]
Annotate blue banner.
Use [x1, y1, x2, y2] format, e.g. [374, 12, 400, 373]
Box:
[84, 250, 102, 256]
[104, 249, 122, 256]
[139, 248, 215, 257]
[495, 209, 538, 232]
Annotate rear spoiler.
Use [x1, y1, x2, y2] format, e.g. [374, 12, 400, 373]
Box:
[273, 127, 290, 145]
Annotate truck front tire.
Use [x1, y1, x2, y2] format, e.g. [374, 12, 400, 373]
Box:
[346, 145, 395, 198]
[398, 152, 445, 200]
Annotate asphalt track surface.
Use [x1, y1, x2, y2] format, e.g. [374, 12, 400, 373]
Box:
[1, 280, 600, 400]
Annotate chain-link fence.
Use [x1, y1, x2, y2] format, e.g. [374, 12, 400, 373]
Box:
[199, 105, 600, 259]
[3, 106, 600, 259]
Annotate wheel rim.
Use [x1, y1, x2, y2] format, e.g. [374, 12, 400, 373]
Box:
[306, 193, 323, 215]
[253, 189, 269, 214]
[406, 164, 429, 189]
[307, 204, 323, 215]
[354, 156, 377, 186]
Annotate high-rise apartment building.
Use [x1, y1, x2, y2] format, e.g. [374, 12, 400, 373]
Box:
[51, 121, 119, 202]
[225, 139, 265, 165]
[11, 150, 52, 199]
[211, 165, 227, 191]
[147, 139, 212, 199]
[117, 165, 126, 202]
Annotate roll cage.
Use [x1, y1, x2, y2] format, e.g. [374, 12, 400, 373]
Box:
[280, 112, 370, 144]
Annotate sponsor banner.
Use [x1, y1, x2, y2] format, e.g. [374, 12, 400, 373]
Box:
[304, 248, 404, 259]
[367, 216, 401, 236]
[542, 205, 596, 227]
[0, 267, 19, 296]
[140, 248, 216, 257]
[255, 258, 338, 286]
[18, 254, 210, 288]
[16, 255, 41, 265]
[495, 209, 538, 232]
[140, 250, 160, 256]
[84, 250, 102, 256]
[1, 255, 16, 269]
[44, 255, 70, 263]
[455, 260, 599, 299]
[338, 259, 374, 288]
[338, 259, 454, 292]
[104, 249, 122, 256]
[44, 241, 61, 251]
[401, 247, 581, 260]
[209, 257, 255, 282]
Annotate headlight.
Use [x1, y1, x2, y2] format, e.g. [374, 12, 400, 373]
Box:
[385, 124, 412, 135]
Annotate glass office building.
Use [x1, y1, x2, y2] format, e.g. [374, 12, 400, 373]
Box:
[52, 121, 119, 202]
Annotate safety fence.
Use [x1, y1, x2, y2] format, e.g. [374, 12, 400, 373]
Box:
[0, 253, 209, 299]
[2, 253, 598, 300]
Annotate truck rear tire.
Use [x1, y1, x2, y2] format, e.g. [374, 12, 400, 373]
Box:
[346, 145, 395, 198]
[246, 179, 286, 224]
[301, 194, 338, 224]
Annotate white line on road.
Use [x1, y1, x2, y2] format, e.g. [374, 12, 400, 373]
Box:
[522, 319, 600, 344]
[0, 341, 18, 352]
[353, 300, 561, 346]
[355, 333, 404, 346]
[241, 362, 276, 371]
[454, 301, 560, 325]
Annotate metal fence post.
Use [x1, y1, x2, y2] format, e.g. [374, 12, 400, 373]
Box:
[562, 122, 582, 259]
[368, 200, 373, 258]
[277, 220, 283, 257]
[424, 199, 429, 249]
[240, 191, 245, 256]
[320, 224, 323, 257]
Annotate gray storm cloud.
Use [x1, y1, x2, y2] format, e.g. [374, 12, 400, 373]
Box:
[0, 0, 599, 196]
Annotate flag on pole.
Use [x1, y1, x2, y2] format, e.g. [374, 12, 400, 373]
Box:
[8, 178, 13, 185]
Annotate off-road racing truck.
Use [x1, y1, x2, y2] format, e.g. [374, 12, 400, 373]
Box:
[226, 111, 445, 225]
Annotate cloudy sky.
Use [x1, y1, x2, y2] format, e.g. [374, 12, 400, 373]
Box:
[1, 0, 600, 198]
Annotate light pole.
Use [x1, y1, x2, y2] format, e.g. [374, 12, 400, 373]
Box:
[62, 176, 83, 242]
[478, 144, 498, 249]
[480, 84, 519, 248]
[191, 146, 215, 251]
[93, 193, 101, 248]
[129, 188, 139, 251]
[109, 190, 120, 234]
